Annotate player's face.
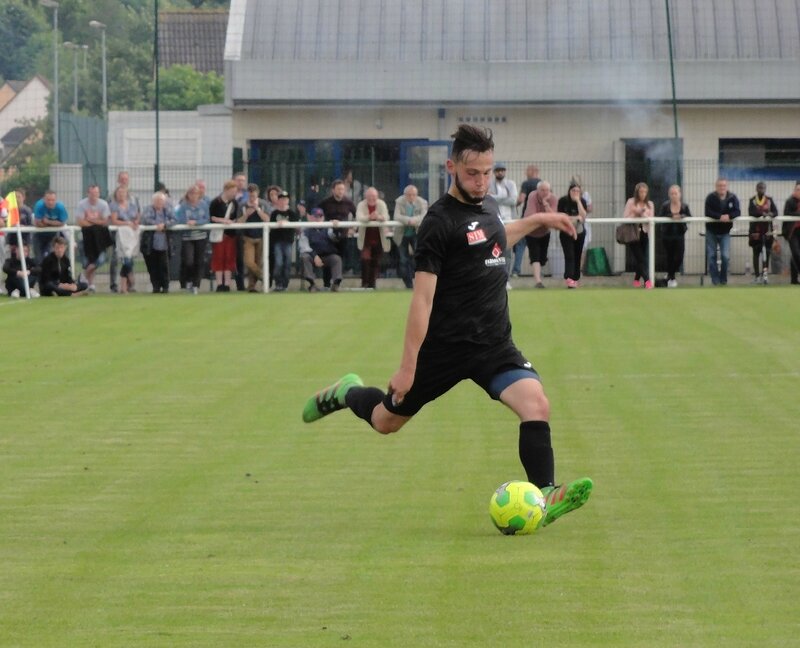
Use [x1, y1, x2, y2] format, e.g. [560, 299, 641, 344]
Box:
[449, 151, 493, 205]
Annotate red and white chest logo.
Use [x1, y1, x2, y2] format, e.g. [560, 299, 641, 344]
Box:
[466, 228, 487, 245]
[492, 243, 502, 258]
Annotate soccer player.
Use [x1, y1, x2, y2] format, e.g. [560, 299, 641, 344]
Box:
[302, 125, 593, 528]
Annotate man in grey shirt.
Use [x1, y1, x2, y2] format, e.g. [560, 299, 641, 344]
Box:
[76, 184, 112, 292]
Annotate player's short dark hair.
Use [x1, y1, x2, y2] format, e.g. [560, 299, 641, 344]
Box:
[450, 124, 494, 162]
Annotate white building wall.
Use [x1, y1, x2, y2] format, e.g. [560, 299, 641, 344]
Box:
[0, 79, 50, 140]
[108, 107, 232, 199]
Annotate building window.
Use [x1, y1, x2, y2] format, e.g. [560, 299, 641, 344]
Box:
[719, 139, 800, 180]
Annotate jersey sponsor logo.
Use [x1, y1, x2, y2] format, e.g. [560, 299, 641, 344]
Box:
[484, 243, 506, 267]
[466, 228, 487, 245]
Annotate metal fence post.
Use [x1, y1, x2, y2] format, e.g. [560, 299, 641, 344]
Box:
[648, 217, 657, 284]
[262, 224, 270, 294]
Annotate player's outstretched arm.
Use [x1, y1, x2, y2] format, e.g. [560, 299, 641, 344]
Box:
[504, 212, 577, 248]
[389, 271, 437, 404]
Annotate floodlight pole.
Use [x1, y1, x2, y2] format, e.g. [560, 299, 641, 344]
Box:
[154, 0, 161, 189]
[40, 0, 60, 161]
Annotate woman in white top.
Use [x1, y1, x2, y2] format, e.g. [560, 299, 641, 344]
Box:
[623, 182, 655, 289]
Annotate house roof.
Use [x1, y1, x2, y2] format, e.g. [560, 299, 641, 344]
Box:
[159, 10, 227, 75]
[7, 80, 27, 93]
[1, 125, 34, 148]
[225, 0, 800, 105]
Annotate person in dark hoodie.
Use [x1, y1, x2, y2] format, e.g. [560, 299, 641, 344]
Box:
[704, 178, 740, 286]
[40, 236, 88, 297]
[298, 208, 343, 292]
[783, 181, 800, 285]
[747, 182, 778, 284]
[3, 243, 39, 297]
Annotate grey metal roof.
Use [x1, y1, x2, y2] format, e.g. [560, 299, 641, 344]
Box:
[159, 10, 227, 75]
[224, 0, 800, 105]
[230, 0, 800, 63]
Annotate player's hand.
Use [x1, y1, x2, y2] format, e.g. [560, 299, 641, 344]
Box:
[541, 213, 577, 239]
[720, 214, 731, 222]
[313, 254, 323, 268]
[388, 367, 415, 405]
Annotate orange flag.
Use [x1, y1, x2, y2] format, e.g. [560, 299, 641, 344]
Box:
[4, 191, 19, 227]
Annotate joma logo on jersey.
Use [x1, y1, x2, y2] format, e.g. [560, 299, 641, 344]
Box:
[466, 228, 487, 245]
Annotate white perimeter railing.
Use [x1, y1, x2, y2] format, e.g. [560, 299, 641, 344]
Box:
[2, 216, 798, 296]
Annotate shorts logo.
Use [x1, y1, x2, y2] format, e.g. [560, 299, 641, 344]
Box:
[466, 228, 487, 245]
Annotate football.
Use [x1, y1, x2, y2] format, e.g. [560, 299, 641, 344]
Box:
[489, 480, 547, 535]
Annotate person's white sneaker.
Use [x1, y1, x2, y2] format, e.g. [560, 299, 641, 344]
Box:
[29, 288, 40, 298]
[667, 279, 678, 288]
[88, 284, 96, 293]
[192, 287, 199, 295]
[506, 281, 513, 290]
[10, 289, 20, 298]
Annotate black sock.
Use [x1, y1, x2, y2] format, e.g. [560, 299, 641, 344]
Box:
[345, 386, 385, 425]
[518, 421, 554, 489]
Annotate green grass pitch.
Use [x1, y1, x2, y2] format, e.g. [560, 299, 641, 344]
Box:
[1, 288, 798, 647]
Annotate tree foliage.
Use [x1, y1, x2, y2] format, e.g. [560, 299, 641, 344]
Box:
[156, 65, 223, 110]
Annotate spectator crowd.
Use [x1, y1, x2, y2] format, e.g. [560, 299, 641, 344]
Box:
[2, 168, 800, 297]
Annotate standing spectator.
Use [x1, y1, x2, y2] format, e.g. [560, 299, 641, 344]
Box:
[263, 185, 282, 214]
[237, 183, 269, 293]
[108, 170, 140, 292]
[209, 180, 239, 292]
[356, 187, 391, 289]
[704, 178, 740, 286]
[40, 236, 88, 297]
[299, 208, 343, 292]
[658, 185, 691, 288]
[296, 200, 308, 221]
[270, 190, 299, 292]
[232, 173, 249, 292]
[570, 175, 594, 273]
[514, 165, 541, 275]
[76, 184, 112, 293]
[140, 192, 176, 293]
[343, 169, 364, 203]
[623, 182, 655, 289]
[175, 184, 210, 294]
[109, 185, 141, 294]
[304, 177, 322, 211]
[747, 182, 778, 284]
[319, 179, 357, 281]
[557, 183, 588, 288]
[488, 162, 518, 286]
[33, 190, 69, 262]
[783, 181, 800, 285]
[393, 184, 428, 289]
[523, 180, 558, 288]
[3, 243, 39, 298]
[195, 179, 211, 208]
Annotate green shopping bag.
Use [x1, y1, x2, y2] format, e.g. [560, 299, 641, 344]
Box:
[585, 247, 611, 276]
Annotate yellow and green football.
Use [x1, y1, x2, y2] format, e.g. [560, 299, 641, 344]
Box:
[489, 480, 546, 535]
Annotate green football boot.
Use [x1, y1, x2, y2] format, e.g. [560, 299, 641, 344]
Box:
[302, 373, 364, 423]
[539, 477, 593, 527]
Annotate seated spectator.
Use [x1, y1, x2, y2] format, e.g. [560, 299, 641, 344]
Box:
[3, 243, 39, 298]
[209, 180, 239, 292]
[33, 190, 69, 262]
[237, 183, 269, 293]
[523, 180, 558, 288]
[747, 182, 778, 284]
[40, 236, 88, 297]
[298, 208, 343, 292]
[356, 187, 391, 289]
[141, 192, 176, 293]
[393, 184, 428, 289]
[270, 190, 299, 292]
[110, 185, 141, 294]
[175, 185, 210, 294]
[76, 184, 113, 293]
[783, 181, 800, 285]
